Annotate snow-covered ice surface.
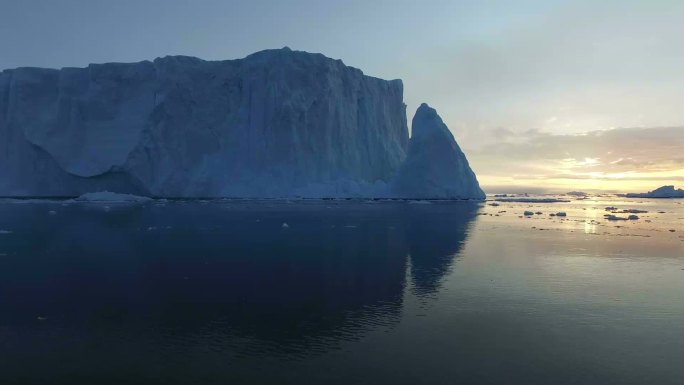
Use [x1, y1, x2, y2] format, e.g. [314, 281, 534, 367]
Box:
[0, 48, 483, 200]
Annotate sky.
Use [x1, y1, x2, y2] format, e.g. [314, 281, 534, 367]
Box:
[1, 0, 682, 193]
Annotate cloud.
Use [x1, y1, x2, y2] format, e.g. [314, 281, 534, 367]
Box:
[404, 1, 684, 139]
[465, 126, 684, 192]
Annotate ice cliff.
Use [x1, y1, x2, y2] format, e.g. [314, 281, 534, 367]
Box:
[0, 48, 483, 199]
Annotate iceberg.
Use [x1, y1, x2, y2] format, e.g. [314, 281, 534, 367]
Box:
[391, 104, 485, 199]
[0, 48, 483, 199]
[625, 186, 684, 198]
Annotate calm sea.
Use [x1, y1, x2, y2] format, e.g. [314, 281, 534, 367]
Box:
[0, 197, 682, 384]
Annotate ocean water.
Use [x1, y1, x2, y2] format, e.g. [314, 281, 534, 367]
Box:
[0, 196, 682, 384]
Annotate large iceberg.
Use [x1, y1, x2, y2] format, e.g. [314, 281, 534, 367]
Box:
[0, 48, 483, 199]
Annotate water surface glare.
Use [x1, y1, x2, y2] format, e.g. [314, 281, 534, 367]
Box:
[0, 198, 682, 384]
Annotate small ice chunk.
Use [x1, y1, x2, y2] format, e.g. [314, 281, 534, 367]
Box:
[0, 230, 12, 234]
[282, 223, 289, 229]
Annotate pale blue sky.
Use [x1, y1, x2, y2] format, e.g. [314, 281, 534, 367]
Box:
[2, 0, 682, 191]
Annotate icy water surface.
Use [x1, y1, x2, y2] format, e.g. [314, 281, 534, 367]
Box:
[0, 196, 683, 384]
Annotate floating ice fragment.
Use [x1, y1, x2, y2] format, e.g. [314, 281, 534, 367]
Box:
[614, 209, 648, 214]
[75, 191, 152, 203]
[496, 198, 570, 203]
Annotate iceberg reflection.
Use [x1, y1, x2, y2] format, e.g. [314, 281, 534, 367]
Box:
[0, 200, 479, 382]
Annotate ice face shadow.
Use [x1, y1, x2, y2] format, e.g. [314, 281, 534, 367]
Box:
[0, 200, 479, 381]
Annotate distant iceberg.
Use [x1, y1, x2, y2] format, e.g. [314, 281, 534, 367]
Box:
[0, 48, 484, 200]
[625, 185, 684, 198]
